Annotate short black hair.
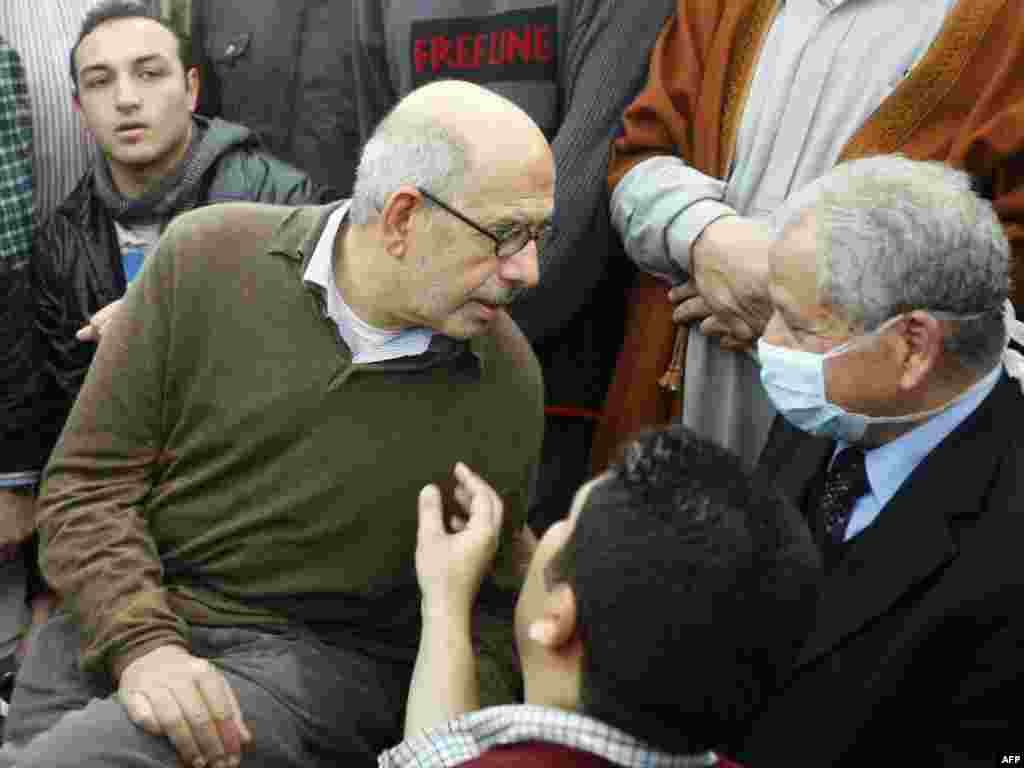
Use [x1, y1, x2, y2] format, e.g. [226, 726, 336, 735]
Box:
[69, 0, 186, 92]
[547, 426, 821, 754]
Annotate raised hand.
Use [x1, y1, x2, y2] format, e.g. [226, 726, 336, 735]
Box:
[415, 462, 504, 621]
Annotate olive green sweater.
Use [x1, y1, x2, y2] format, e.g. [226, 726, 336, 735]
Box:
[37, 202, 544, 699]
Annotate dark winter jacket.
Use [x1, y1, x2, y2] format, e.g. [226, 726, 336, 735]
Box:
[2, 116, 315, 479]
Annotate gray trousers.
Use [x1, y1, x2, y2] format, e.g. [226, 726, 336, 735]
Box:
[0, 613, 410, 767]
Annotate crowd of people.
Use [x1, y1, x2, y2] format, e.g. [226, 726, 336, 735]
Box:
[0, 1, 1021, 766]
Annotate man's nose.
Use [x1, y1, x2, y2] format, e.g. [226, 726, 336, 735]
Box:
[499, 240, 540, 289]
[114, 78, 142, 110]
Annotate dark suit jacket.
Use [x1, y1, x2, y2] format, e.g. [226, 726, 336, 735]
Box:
[741, 373, 1024, 767]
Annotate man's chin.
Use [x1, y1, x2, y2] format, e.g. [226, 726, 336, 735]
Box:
[106, 149, 163, 175]
[442, 305, 500, 339]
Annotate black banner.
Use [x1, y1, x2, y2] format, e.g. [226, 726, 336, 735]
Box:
[410, 6, 558, 87]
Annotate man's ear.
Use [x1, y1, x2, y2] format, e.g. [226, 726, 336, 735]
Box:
[379, 185, 424, 261]
[527, 583, 579, 654]
[72, 93, 82, 113]
[898, 310, 944, 390]
[186, 67, 199, 112]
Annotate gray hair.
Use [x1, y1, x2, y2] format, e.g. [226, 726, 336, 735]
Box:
[348, 109, 472, 225]
[800, 155, 1009, 372]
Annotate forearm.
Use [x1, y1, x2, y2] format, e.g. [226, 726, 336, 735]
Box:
[38, 381, 184, 681]
[34, 226, 186, 681]
[37, 464, 188, 679]
[611, 156, 736, 279]
[404, 606, 479, 737]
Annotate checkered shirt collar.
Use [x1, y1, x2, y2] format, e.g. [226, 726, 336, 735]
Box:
[379, 705, 719, 768]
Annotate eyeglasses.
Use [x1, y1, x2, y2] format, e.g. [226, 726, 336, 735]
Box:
[417, 187, 552, 260]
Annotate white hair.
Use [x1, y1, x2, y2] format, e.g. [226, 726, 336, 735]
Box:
[797, 155, 1009, 372]
[348, 109, 472, 225]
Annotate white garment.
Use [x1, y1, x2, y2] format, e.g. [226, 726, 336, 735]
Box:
[113, 220, 162, 282]
[611, 0, 956, 466]
[302, 204, 434, 364]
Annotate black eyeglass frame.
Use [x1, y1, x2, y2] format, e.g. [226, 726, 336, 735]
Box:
[416, 187, 551, 260]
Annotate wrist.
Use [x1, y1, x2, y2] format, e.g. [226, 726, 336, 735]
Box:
[692, 213, 739, 275]
[112, 638, 189, 685]
[420, 593, 474, 629]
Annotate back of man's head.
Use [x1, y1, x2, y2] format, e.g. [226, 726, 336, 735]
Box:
[70, 0, 185, 92]
[547, 426, 821, 754]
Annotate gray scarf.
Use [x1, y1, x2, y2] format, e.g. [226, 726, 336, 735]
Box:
[92, 117, 208, 224]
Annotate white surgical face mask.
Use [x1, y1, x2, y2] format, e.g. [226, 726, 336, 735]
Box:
[757, 315, 974, 442]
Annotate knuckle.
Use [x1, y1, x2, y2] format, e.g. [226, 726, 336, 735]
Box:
[161, 708, 187, 729]
[187, 705, 214, 726]
[123, 700, 146, 725]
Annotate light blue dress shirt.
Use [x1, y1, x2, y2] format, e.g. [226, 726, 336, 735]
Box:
[835, 364, 1003, 541]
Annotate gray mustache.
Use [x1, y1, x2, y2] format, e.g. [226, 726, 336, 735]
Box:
[474, 286, 525, 306]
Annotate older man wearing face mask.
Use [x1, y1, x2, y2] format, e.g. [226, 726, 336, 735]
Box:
[742, 155, 1024, 767]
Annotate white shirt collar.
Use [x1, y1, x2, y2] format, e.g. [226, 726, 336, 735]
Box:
[302, 203, 433, 364]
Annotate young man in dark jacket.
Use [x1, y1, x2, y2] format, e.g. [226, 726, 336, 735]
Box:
[5, 0, 316, 493]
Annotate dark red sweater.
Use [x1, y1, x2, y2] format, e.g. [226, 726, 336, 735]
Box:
[459, 741, 743, 767]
